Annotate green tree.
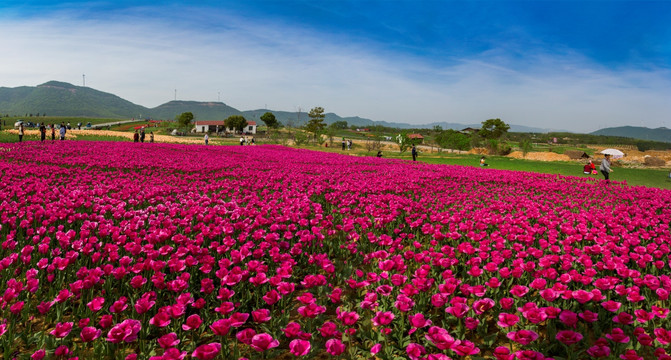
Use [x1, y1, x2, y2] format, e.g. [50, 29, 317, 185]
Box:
[435, 129, 471, 151]
[305, 107, 326, 133]
[396, 133, 411, 153]
[225, 115, 248, 133]
[519, 139, 533, 157]
[260, 112, 279, 128]
[176, 112, 194, 129]
[330, 120, 348, 130]
[480, 118, 510, 139]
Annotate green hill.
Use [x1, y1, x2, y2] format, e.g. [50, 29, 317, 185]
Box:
[151, 100, 242, 120]
[591, 126, 671, 143]
[0, 81, 150, 118]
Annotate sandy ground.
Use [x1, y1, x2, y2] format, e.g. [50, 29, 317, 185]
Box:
[508, 151, 572, 161]
[5, 129, 205, 144]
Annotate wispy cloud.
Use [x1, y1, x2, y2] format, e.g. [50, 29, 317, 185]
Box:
[0, 4, 669, 132]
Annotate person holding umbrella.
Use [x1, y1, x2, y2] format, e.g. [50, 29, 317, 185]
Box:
[600, 154, 613, 182]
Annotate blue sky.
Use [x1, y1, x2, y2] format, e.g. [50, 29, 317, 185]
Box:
[1, 0, 670, 132]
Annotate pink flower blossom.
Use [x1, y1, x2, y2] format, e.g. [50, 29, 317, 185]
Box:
[250, 333, 280, 352]
[289, 339, 311, 356]
[192, 343, 221, 360]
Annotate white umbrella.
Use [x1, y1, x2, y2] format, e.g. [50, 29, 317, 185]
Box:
[600, 148, 625, 159]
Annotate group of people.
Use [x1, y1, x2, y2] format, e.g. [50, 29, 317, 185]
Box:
[585, 154, 614, 181]
[341, 139, 352, 150]
[18, 122, 68, 142]
[239, 136, 255, 145]
[133, 128, 154, 143]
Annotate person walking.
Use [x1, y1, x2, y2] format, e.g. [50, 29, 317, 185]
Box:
[150, 132, 154, 143]
[140, 128, 146, 143]
[133, 130, 139, 143]
[18, 123, 24, 142]
[600, 154, 613, 182]
[204, 133, 209, 145]
[411, 144, 418, 161]
[39, 122, 46, 142]
[240, 136, 245, 146]
[51, 124, 56, 142]
[341, 138, 346, 150]
[59, 123, 66, 140]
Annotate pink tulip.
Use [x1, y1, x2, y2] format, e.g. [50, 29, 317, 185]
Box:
[372, 311, 395, 326]
[80, 326, 102, 342]
[556, 330, 583, 345]
[106, 319, 141, 343]
[325, 339, 346, 356]
[289, 339, 311, 356]
[192, 343, 221, 360]
[497, 313, 519, 327]
[424, 326, 456, 350]
[250, 333, 280, 352]
[210, 319, 231, 336]
[50, 322, 74, 338]
[406, 343, 426, 360]
[157, 332, 180, 348]
[182, 314, 202, 331]
[252, 309, 271, 323]
[506, 329, 539, 345]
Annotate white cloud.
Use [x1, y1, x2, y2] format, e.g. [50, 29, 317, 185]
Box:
[0, 6, 670, 133]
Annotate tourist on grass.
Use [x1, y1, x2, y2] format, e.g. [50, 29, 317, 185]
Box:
[140, 128, 146, 143]
[584, 160, 596, 175]
[600, 154, 613, 182]
[342, 138, 346, 150]
[59, 123, 66, 140]
[133, 130, 139, 143]
[480, 156, 488, 166]
[51, 124, 55, 142]
[240, 136, 245, 146]
[18, 123, 24, 142]
[377, 151, 382, 158]
[412, 145, 418, 161]
[39, 122, 46, 142]
[150, 132, 154, 143]
[204, 133, 209, 145]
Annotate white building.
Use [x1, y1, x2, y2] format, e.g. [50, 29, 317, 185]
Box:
[194, 120, 226, 133]
[227, 121, 256, 135]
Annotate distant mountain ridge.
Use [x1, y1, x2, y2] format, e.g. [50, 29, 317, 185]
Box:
[2, 81, 554, 132]
[591, 126, 671, 143]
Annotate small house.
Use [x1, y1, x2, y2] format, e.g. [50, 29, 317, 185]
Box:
[195, 120, 226, 133]
[408, 133, 424, 144]
[460, 127, 479, 134]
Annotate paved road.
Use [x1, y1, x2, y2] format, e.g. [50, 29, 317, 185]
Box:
[89, 119, 143, 129]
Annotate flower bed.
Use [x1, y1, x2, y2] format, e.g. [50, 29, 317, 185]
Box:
[1, 141, 671, 360]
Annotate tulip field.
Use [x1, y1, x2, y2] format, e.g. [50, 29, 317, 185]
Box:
[2, 141, 671, 360]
